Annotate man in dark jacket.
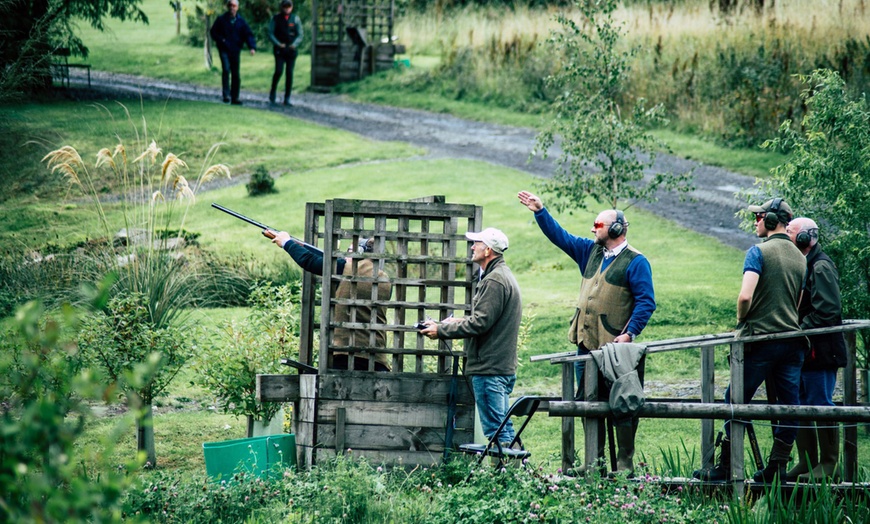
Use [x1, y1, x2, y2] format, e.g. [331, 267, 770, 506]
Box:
[694, 198, 806, 483]
[785, 217, 847, 482]
[268, 0, 303, 106]
[421, 228, 522, 448]
[210, 0, 256, 105]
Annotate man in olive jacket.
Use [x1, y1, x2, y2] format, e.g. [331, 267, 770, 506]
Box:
[421, 228, 522, 447]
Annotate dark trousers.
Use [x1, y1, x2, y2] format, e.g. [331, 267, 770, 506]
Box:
[219, 51, 241, 102]
[270, 47, 298, 102]
[723, 338, 804, 444]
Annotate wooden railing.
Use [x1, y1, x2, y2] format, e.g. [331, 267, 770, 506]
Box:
[532, 320, 870, 496]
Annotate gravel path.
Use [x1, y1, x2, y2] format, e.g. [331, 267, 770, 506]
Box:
[70, 70, 760, 251]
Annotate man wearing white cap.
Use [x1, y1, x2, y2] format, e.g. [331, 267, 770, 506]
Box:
[421, 227, 523, 449]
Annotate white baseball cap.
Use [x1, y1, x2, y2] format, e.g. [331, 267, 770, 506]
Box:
[465, 227, 509, 254]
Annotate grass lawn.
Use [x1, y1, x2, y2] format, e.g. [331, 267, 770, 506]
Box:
[1, 88, 824, 479]
[68, 0, 787, 179]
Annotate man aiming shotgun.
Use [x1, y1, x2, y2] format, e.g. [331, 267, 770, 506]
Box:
[212, 202, 393, 371]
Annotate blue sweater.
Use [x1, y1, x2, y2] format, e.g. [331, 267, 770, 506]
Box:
[534, 207, 656, 338]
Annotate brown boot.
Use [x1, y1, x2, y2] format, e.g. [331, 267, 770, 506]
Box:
[799, 426, 840, 482]
[786, 426, 817, 482]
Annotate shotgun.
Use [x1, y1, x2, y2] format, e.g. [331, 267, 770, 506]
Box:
[211, 202, 322, 253]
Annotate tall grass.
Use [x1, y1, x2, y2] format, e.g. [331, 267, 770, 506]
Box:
[395, 0, 870, 146]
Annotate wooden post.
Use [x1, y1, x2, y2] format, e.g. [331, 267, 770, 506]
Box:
[584, 358, 600, 473]
[562, 362, 574, 474]
[729, 342, 745, 498]
[844, 330, 857, 482]
[700, 344, 715, 470]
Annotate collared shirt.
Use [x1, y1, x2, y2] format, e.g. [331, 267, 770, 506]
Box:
[603, 240, 628, 259]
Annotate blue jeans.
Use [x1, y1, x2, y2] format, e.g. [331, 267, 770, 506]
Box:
[472, 375, 516, 444]
[724, 339, 805, 444]
[800, 369, 837, 407]
[574, 346, 591, 401]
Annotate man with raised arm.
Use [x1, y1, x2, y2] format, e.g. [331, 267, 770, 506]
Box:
[517, 190, 655, 475]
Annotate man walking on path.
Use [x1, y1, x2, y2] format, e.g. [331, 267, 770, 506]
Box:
[210, 0, 256, 105]
[784, 217, 847, 482]
[693, 198, 806, 483]
[517, 190, 655, 475]
[421, 228, 522, 449]
[268, 0, 303, 106]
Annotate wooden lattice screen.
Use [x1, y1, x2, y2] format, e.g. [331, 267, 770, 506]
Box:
[298, 198, 483, 374]
[310, 0, 400, 88]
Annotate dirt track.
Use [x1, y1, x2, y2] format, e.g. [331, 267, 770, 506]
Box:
[70, 70, 759, 251]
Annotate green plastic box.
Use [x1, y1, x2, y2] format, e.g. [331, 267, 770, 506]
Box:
[202, 433, 296, 481]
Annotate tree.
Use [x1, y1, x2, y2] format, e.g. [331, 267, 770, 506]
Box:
[761, 68, 870, 363]
[534, 0, 692, 211]
[0, 0, 148, 100]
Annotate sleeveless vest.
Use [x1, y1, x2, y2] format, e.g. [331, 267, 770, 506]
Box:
[569, 245, 640, 350]
[331, 258, 392, 370]
[737, 234, 804, 337]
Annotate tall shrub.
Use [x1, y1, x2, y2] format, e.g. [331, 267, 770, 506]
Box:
[195, 282, 301, 436]
[0, 299, 141, 523]
[534, 0, 692, 211]
[761, 68, 870, 360]
[42, 113, 233, 467]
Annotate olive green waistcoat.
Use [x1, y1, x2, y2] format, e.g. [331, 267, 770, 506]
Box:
[332, 258, 392, 369]
[737, 234, 805, 338]
[569, 245, 640, 350]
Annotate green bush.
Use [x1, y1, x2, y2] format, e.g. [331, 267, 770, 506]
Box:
[0, 300, 141, 523]
[246, 164, 278, 197]
[194, 282, 301, 425]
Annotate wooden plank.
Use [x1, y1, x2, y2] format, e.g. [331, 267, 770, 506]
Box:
[730, 342, 745, 497]
[257, 374, 300, 402]
[316, 400, 475, 428]
[548, 400, 870, 421]
[316, 448, 444, 468]
[561, 361, 575, 474]
[329, 199, 478, 218]
[335, 407, 346, 452]
[316, 373, 475, 403]
[700, 345, 715, 470]
[313, 424, 473, 450]
[584, 359, 600, 472]
[844, 330, 858, 482]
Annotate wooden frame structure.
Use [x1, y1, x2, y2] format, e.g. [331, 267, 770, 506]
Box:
[258, 197, 484, 468]
[535, 320, 870, 497]
[310, 0, 404, 89]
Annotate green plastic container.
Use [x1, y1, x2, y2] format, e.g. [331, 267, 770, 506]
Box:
[202, 434, 296, 481]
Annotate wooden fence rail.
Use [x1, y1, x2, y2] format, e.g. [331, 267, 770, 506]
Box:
[534, 320, 870, 497]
